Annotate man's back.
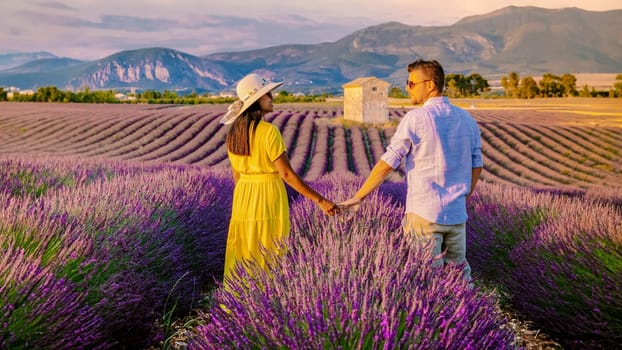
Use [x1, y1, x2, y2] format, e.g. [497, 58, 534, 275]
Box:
[340, 58, 483, 282]
[385, 96, 482, 224]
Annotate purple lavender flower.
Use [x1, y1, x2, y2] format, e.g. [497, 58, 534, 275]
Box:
[190, 174, 516, 349]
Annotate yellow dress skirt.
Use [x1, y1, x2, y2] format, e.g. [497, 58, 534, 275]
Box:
[223, 121, 290, 282]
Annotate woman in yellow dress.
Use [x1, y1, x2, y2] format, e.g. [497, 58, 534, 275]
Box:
[220, 73, 339, 282]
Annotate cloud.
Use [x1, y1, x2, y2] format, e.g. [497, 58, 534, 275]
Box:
[38, 1, 77, 10]
[71, 15, 179, 31]
[1, 0, 620, 60]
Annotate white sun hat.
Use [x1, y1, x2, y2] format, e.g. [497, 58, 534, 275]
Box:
[219, 73, 283, 125]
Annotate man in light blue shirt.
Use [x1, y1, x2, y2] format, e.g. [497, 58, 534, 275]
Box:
[340, 59, 483, 281]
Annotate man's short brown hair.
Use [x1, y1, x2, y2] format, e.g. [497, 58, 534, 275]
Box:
[407, 59, 445, 93]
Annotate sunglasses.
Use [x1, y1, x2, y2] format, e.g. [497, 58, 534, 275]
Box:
[406, 79, 430, 89]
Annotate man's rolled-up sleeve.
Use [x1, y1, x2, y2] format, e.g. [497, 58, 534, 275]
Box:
[380, 120, 412, 169]
[472, 127, 483, 168]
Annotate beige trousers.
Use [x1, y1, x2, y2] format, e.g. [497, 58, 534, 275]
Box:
[402, 212, 471, 281]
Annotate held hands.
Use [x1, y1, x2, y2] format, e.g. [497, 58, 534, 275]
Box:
[317, 197, 340, 216]
[338, 197, 362, 213]
[315, 196, 362, 216]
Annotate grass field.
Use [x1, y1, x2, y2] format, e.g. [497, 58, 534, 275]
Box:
[391, 97, 622, 126]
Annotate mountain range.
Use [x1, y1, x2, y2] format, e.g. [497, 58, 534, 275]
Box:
[1, 6, 620, 94]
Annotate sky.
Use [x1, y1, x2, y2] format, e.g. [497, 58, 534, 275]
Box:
[1, 0, 620, 61]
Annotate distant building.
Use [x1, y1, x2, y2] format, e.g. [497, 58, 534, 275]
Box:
[219, 90, 235, 98]
[6, 89, 34, 99]
[343, 77, 390, 124]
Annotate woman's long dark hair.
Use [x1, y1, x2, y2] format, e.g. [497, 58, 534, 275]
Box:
[226, 101, 263, 156]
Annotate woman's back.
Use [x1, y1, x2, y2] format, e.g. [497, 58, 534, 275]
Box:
[227, 121, 285, 175]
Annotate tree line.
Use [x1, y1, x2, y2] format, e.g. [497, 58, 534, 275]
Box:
[0, 86, 328, 104]
[500, 72, 622, 98]
[389, 72, 622, 99]
[2, 72, 621, 103]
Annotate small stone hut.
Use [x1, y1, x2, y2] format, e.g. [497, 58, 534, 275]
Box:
[342, 77, 390, 123]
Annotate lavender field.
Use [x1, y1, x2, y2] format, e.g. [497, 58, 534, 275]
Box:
[1, 101, 621, 349]
[1, 101, 621, 189]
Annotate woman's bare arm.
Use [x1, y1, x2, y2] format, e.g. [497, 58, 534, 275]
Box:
[273, 152, 338, 215]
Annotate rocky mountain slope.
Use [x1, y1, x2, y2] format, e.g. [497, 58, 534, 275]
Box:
[1, 6, 620, 93]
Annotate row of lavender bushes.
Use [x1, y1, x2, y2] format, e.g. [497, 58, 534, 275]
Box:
[2, 153, 620, 348]
[189, 175, 621, 349]
[189, 174, 518, 349]
[0, 155, 232, 349]
[467, 183, 622, 349]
